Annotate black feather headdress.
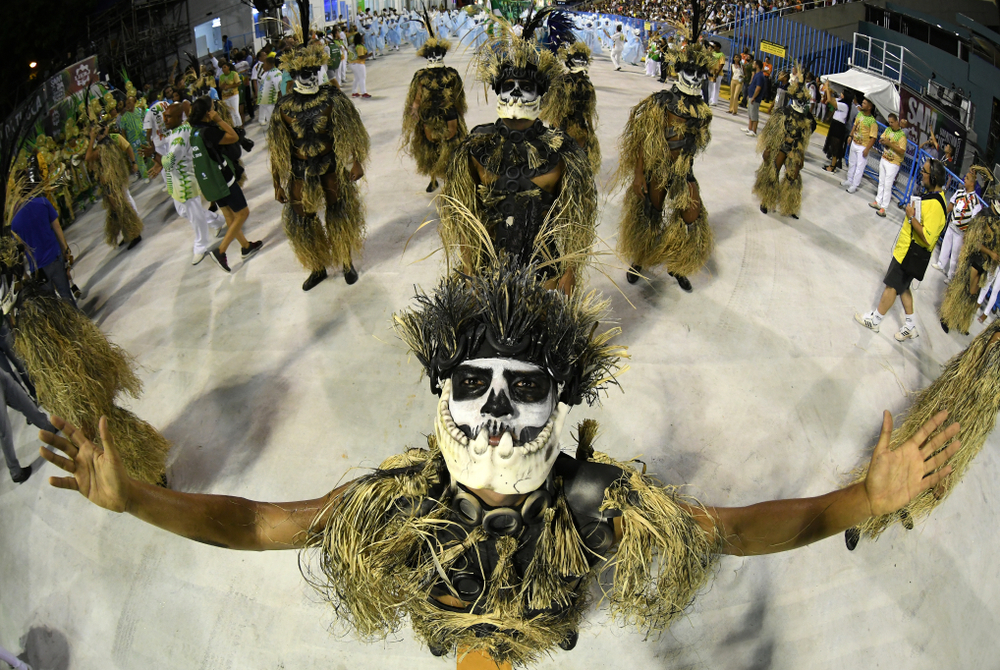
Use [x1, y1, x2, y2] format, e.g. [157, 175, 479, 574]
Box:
[394, 258, 626, 407]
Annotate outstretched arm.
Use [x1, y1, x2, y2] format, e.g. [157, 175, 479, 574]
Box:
[40, 416, 352, 551]
[689, 410, 960, 556]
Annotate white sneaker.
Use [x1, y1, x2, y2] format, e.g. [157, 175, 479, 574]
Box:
[895, 325, 919, 341]
[214, 227, 226, 239]
[847, 185, 858, 194]
[747, 130, 757, 137]
[854, 312, 880, 333]
[192, 250, 207, 265]
[931, 262, 944, 273]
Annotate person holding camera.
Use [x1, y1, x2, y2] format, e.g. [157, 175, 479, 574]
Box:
[855, 159, 949, 342]
[188, 97, 262, 273]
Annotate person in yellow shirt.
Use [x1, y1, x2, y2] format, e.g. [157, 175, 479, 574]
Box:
[869, 113, 907, 217]
[855, 159, 948, 341]
[842, 96, 877, 194]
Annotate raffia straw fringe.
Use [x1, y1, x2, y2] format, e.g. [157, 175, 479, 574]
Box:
[282, 206, 333, 272]
[940, 214, 1000, 334]
[848, 319, 1000, 540]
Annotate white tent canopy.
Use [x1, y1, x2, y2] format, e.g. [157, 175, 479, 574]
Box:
[821, 68, 900, 120]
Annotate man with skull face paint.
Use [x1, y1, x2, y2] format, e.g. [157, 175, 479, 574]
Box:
[753, 82, 817, 219]
[540, 41, 601, 175]
[39, 256, 964, 668]
[268, 42, 369, 291]
[615, 40, 715, 290]
[401, 20, 467, 194]
[439, 11, 598, 294]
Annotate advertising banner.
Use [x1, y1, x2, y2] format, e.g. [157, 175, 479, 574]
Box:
[899, 86, 966, 166]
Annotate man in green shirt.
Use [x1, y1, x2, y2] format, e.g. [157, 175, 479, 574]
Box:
[870, 113, 908, 217]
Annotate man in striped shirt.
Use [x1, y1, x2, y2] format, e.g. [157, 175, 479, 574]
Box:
[932, 169, 983, 280]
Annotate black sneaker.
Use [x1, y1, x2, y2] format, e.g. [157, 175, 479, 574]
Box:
[210, 249, 231, 273]
[790, 213, 799, 220]
[426, 178, 438, 193]
[11, 465, 31, 484]
[71, 284, 82, 298]
[626, 264, 642, 284]
[759, 204, 768, 214]
[208, 201, 219, 212]
[671, 273, 693, 292]
[558, 630, 579, 651]
[344, 263, 359, 285]
[127, 235, 142, 250]
[303, 268, 328, 291]
[241, 240, 263, 259]
[844, 527, 860, 551]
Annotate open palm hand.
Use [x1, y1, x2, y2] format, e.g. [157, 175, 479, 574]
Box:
[864, 410, 961, 517]
[39, 416, 131, 514]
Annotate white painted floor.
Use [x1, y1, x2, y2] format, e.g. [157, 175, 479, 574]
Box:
[1, 46, 997, 670]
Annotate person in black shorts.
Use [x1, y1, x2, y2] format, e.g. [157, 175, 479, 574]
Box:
[188, 97, 262, 273]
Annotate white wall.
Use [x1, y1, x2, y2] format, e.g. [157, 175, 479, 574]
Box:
[181, 0, 256, 57]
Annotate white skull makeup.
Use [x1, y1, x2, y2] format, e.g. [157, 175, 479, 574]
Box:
[0, 275, 19, 316]
[436, 359, 569, 494]
[790, 98, 809, 114]
[425, 53, 445, 65]
[568, 57, 589, 74]
[497, 78, 542, 120]
[675, 68, 705, 96]
[292, 67, 321, 95]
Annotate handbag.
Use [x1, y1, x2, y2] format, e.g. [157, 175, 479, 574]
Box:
[899, 192, 946, 280]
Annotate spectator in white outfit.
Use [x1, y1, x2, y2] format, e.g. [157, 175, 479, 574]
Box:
[933, 170, 983, 279]
[842, 97, 877, 194]
[869, 113, 907, 217]
[257, 57, 282, 126]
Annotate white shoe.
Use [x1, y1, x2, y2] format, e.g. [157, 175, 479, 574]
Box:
[847, 185, 858, 194]
[840, 180, 850, 187]
[854, 312, 880, 333]
[214, 227, 226, 239]
[747, 130, 757, 137]
[192, 250, 207, 265]
[931, 262, 944, 273]
[895, 324, 919, 342]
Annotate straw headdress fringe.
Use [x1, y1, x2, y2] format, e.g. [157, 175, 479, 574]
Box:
[940, 214, 1000, 334]
[282, 206, 333, 272]
[97, 141, 143, 246]
[848, 319, 1000, 540]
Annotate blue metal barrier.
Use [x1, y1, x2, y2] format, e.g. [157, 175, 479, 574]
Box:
[732, 6, 848, 77]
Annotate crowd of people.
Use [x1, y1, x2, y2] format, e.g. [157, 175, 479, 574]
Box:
[577, 0, 863, 32]
[1, 6, 998, 670]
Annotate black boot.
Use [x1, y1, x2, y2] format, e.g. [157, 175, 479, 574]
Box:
[558, 630, 579, 651]
[127, 235, 142, 250]
[627, 264, 642, 284]
[425, 178, 438, 193]
[941, 319, 950, 334]
[428, 640, 448, 657]
[10, 465, 32, 484]
[900, 509, 914, 530]
[156, 472, 169, 488]
[844, 527, 860, 551]
[343, 263, 359, 285]
[759, 204, 768, 214]
[302, 268, 329, 291]
[670, 272, 692, 292]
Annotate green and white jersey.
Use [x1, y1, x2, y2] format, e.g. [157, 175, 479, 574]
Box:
[258, 69, 283, 106]
[161, 122, 201, 203]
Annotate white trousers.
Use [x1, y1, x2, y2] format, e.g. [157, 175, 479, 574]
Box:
[258, 103, 274, 126]
[611, 48, 623, 69]
[224, 95, 242, 127]
[350, 64, 367, 94]
[876, 157, 900, 209]
[938, 225, 965, 279]
[709, 80, 721, 104]
[338, 60, 347, 85]
[645, 60, 659, 77]
[846, 142, 867, 189]
[177, 198, 224, 255]
[978, 267, 1000, 316]
[0, 643, 30, 670]
[124, 186, 139, 215]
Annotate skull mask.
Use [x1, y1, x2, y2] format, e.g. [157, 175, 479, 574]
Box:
[675, 65, 706, 96]
[497, 78, 542, 120]
[790, 98, 809, 115]
[436, 358, 569, 494]
[292, 67, 322, 95]
[567, 56, 589, 74]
